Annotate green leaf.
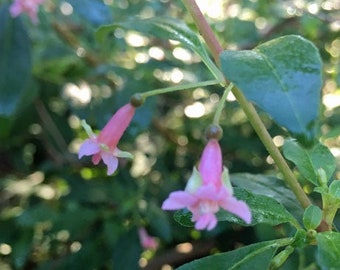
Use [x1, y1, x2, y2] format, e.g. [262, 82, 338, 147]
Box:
[96, 16, 222, 80]
[282, 139, 336, 185]
[174, 209, 194, 228]
[146, 202, 172, 242]
[217, 188, 299, 227]
[231, 173, 304, 220]
[112, 228, 142, 270]
[316, 232, 340, 270]
[220, 35, 322, 142]
[0, 4, 32, 116]
[303, 205, 322, 230]
[177, 240, 281, 270]
[329, 180, 340, 199]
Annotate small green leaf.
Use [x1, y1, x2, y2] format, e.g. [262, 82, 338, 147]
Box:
[177, 240, 281, 270]
[282, 139, 336, 185]
[316, 232, 340, 270]
[303, 205, 322, 230]
[217, 188, 299, 227]
[220, 35, 322, 142]
[329, 180, 340, 199]
[174, 209, 194, 228]
[96, 16, 222, 80]
[0, 4, 32, 116]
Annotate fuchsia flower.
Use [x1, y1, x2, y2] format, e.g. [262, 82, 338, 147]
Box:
[78, 103, 135, 175]
[138, 227, 158, 250]
[162, 139, 251, 230]
[9, 0, 44, 24]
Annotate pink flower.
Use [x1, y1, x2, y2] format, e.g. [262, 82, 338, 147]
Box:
[78, 103, 135, 175]
[138, 228, 158, 250]
[9, 0, 44, 24]
[162, 139, 251, 230]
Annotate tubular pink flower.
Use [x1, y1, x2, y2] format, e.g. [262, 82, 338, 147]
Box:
[162, 139, 252, 230]
[138, 228, 158, 250]
[9, 0, 44, 24]
[78, 103, 135, 175]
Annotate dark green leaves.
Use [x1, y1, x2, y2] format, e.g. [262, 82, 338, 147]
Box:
[282, 139, 336, 185]
[220, 35, 322, 142]
[0, 4, 32, 116]
[177, 240, 281, 270]
[317, 232, 340, 270]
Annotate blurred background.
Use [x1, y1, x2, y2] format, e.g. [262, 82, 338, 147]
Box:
[0, 0, 339, 269]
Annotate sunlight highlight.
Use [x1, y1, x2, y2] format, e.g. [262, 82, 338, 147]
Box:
[63, 82, 92, 106]
[126, 32, 149, 47]
[184, 102, 205, 118]
[60, 1, 73, 15]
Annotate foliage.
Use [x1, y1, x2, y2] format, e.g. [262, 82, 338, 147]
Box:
[0, 0, 339, 269]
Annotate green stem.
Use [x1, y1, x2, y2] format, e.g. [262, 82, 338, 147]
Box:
[213, 83, 233, 125]
[182, 0, 312, 209]
[232, 88, 311, 208]
[140, 79, 222, 99]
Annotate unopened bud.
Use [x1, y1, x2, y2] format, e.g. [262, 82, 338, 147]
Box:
[317, 168, 328, 187]
[270, 246, 294, 269]
[205, 124, 223, 140]
[130, 93, 145, 107]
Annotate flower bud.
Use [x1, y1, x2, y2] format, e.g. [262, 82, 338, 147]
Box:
[205, 124, 223, 140]
[130, 93, 145, 107]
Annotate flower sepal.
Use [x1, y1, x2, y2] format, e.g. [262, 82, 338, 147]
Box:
[185, 167, 202, 193]
[81, 120, 96, 138]
[114, 148, 134, 159]
[221, 166, 233, 194]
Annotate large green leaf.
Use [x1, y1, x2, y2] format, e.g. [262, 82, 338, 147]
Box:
[177, 240, 281, 270]
[316, 232, 340, 270]
[217, 188, 299, 227]
[0, 4, 32, 116]
[220, 35, 322, 142]
[96, 16, 222, 80]
[231, 173, 304, 219]
[282, 139, 336, 185]
[174, 188, 298, 228]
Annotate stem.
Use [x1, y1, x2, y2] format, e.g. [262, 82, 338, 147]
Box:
[182, 0, 223, 63]
[232, 88, 311, 208]
[140, 79, 221, 99]
[213, 83, 233, 125]
[183, 0, 311, 209]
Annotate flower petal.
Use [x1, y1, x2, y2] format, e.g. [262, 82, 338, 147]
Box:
[162, 191, 197, 210]
[194, 184, 221, 201]
[78, 139, 100, 158]
[101, 152, 119, 175]
[92, 153, 101, 165]
[198, 140, 223, 186]
[138, 228, 158, 250]
[221, 197, 252, 224]
[194, 213, 217, 231]
[98, 103, 135, 148]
